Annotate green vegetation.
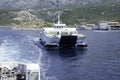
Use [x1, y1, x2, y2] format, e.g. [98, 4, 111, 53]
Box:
[12, 20, 52, 30]
[62, 4, 120, 25]
[39, 3, 120, 25]
[0, 10, 52, 29]
[0, 10, 19, 26]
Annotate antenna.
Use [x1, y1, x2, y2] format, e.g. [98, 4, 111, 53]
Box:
[57, 11, 63, 24]
[57, 11, 61, 24]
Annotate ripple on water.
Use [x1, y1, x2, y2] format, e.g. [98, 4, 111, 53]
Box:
[0, 31, 40, 63]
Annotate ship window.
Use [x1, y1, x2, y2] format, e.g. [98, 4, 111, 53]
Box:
[55, 26, 63, 28]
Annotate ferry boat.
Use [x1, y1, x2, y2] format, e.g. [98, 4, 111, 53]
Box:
[0, 61, 40, 80]
[39, 13, 87, 48]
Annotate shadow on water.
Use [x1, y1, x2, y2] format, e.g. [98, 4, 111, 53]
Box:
[59, 48, 77, 57]
[44, 47, 87, 59]
[59, 48, 87, 58]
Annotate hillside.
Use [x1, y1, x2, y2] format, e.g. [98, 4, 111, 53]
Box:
[36, 3, 120, 25]
[0, 4, 120, 29]
[0, 10, 52, 29]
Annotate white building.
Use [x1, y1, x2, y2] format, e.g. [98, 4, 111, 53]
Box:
[98, 21, 109, 29]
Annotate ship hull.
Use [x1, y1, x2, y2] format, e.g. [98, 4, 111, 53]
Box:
[40, 35, 87, 48]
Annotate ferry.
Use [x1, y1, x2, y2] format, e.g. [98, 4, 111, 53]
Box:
[0, 61, 40, 80]
[39, 12, 87, 48]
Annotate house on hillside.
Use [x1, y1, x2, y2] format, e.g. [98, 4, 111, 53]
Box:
[108, 21, 120, 30]
[76, 23, 96, 30]
[98, 21, 120, 30]
[98, 21, 109, 30]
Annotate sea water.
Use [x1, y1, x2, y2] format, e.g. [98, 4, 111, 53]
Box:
[0, 28, 120, 80]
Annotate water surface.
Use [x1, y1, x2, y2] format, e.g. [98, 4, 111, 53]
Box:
[0, 28, 120, 80]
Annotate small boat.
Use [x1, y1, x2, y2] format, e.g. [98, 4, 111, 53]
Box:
[0, 61, 40, 80]
[39, 12, 87, 48]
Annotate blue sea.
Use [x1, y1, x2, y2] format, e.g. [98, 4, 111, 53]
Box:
[0, 27, 120, 80]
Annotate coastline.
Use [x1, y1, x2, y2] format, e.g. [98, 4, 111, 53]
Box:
[0, 26, 12, 28]
[0, 26, 41, 30]
[11, 26, 41, 30]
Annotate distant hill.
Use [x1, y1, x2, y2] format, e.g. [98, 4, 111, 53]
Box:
[0, 0, 120, 10]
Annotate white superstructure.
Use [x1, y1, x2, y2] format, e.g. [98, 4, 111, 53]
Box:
[39, 12, 87, 48]
[0, 61, 40, 80]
